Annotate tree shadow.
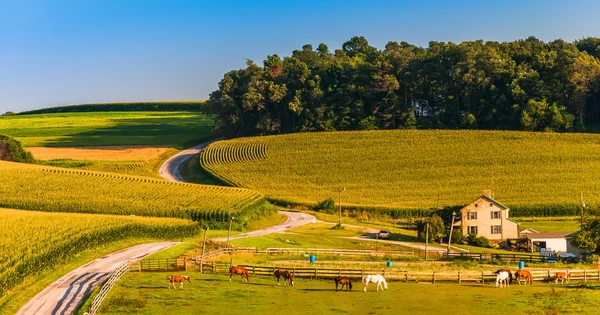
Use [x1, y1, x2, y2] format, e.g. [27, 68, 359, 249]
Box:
[40, 114, 214, 148]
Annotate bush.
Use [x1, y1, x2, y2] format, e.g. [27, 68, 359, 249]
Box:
[0, 135, 34, 163]
[313, 197, 335, 213]
[466, 234, 492, 248]
[450, 228, 464, 244]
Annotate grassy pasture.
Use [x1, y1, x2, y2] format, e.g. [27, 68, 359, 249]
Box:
[0, 111, 213, 147]
[0, 161, 266, 223]
[0, 208, 197, 303]
[90, 273, 600, 315]
[200, 130, 600, 216]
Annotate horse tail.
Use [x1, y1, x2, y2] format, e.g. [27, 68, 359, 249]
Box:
[509, 271, 513, 283]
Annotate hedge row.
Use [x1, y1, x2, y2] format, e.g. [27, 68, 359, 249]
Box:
[17, 101, 205, 115]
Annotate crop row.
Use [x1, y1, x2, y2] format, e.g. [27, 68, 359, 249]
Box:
[0, 161, 264, 222]
[0, 208, 197, 299]
[200, 130, 600, 217]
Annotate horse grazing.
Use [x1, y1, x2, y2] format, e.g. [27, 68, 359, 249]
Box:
[555, 271, 570, 284]
[514, 269, 533, 285]
[274, 269, 294, 287]
[494, 270, 511, 288]
[167, 275, 191, 289]
[362, 274, 388, 292]
[229, 265, 250, 283]
[334, 276, 353, 291]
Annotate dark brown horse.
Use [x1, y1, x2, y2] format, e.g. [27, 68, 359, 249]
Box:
[334, 276, 353, 291]
[514, 269, 533, 285]
[229, 266, 250, 283]
[274, 269, 295, 287]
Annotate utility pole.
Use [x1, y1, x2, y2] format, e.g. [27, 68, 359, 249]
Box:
[580, 192, 585, 229]
[201, 226, 209, 256]
[425, 222, 429, 260]
[447, 211, 457, 255]
[226, 216, 235, 249]
[338, 187, 346, 226]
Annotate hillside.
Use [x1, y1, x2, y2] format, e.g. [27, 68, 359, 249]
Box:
[200, 129, 600, 217]
[15, 101, 204, 115]
[0, 161, 266, 223]
[0, 111, 213, 147]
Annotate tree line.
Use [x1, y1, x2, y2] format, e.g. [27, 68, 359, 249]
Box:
[205, 36, 600, 136]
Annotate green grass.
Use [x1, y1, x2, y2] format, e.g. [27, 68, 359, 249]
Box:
[0, 111, 213, 147]
[179, 154, 227, 185]
[200, 130, 600, 216]
[92, 273, 600, 315]
[517, 219, 581, 233]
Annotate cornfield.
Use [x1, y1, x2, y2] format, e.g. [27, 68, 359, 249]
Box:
[0, 208, 197, 298]
[200, 129, 600, 217]
[0, 161, 264, 221]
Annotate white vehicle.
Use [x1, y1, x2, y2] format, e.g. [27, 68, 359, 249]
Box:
[377, 230, 391, 239]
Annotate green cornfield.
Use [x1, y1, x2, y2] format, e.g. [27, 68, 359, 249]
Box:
[200, 130, 600, 217]
[0, 161, 264, 221]
[0, 208, 198, 298]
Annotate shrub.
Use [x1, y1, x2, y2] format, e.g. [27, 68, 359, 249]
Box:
[313, 197, 335, 213]
[0, 135, 34, 163]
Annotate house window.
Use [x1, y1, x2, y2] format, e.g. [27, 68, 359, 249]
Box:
[467, 212, 477, 220]
[491, 225, 502, 234]
[491, 211, 501, 219]
[468, 226, 478, 234]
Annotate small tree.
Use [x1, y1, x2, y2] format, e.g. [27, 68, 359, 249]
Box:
[416, 214, 445, 242]
[570, 216, 600, 253]
[0, 135, 34, 163]
[313, 197, 335, 214]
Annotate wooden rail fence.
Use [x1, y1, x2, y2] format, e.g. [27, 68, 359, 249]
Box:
[85, 260, 130, 315]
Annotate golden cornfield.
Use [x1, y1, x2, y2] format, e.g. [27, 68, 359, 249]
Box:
[200, 129, 600, 215]
[0, 208, 197, 297]
[0, 161, 264, 221]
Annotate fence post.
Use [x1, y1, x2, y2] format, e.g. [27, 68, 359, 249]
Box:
[584, 270, 587, 283]
[405, 271, 408, 283]
[184, 259, 188, 272]
[315, 268, 318, 279]
[361, 270, 364, 279]
[138, 261, 141, 272]
[200, 259, 203, 274]
[383, 269, 386, 278]
[212, 261, 215, 273]
[293, 268, 296, 277]
[458, 272, 461, 285]
[339, 269, 341, 276]
[481, 271, 484, 284]
[432, 271, 435, 284]
[547, 270, 550, 282]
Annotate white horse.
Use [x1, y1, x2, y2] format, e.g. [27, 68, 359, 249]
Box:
[362, 274, 388, 292]
[495, 271, 510, 288]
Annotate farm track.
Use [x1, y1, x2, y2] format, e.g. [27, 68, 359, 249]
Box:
[159, 137, 223, 182]
[16, 242, 181, 315]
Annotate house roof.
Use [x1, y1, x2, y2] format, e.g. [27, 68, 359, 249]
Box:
[525, 232, 573, 239]
[520, 228, 540, 234]
[461, 194, 509, 212]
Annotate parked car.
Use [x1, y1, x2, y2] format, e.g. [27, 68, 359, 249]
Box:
[377, 230, 391, 239]
[558, 253, 578, 263]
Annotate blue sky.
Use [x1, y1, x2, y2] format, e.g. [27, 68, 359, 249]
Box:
[1, 0, 599, 112]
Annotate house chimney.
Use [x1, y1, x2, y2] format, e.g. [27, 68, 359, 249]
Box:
[483, 189, 492, 197]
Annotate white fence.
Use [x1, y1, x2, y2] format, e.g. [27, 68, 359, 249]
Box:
[85, 260, 130, 315]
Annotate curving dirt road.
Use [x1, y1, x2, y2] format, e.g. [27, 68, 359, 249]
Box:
[158, 137, 223, 182]
[213, 211, 316, 242]
[16, 242, 180, 315]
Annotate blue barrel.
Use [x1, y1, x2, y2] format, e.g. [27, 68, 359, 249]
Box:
[518, 261, 525, 269]
[309, 255, 316, 264]
[386, 261, 393, 268]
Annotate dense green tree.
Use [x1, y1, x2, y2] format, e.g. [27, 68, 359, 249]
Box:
[205, 36, 600, 136]
[570, 216, 600, 253]
[416, 214, 444, 242]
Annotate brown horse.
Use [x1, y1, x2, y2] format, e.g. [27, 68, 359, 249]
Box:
[334, 276, 353, 291]
[514, 269, 533, 285]
[167, 275, 191, 289]
[555, 271, 570, 284]
[229, 265, 250, 283]
[274, 269, 295, 287]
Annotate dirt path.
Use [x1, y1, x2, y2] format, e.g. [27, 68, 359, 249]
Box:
[158, 137, 223, 182]
[213, 211, 317, 242]
[16, 242, 180, 315]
